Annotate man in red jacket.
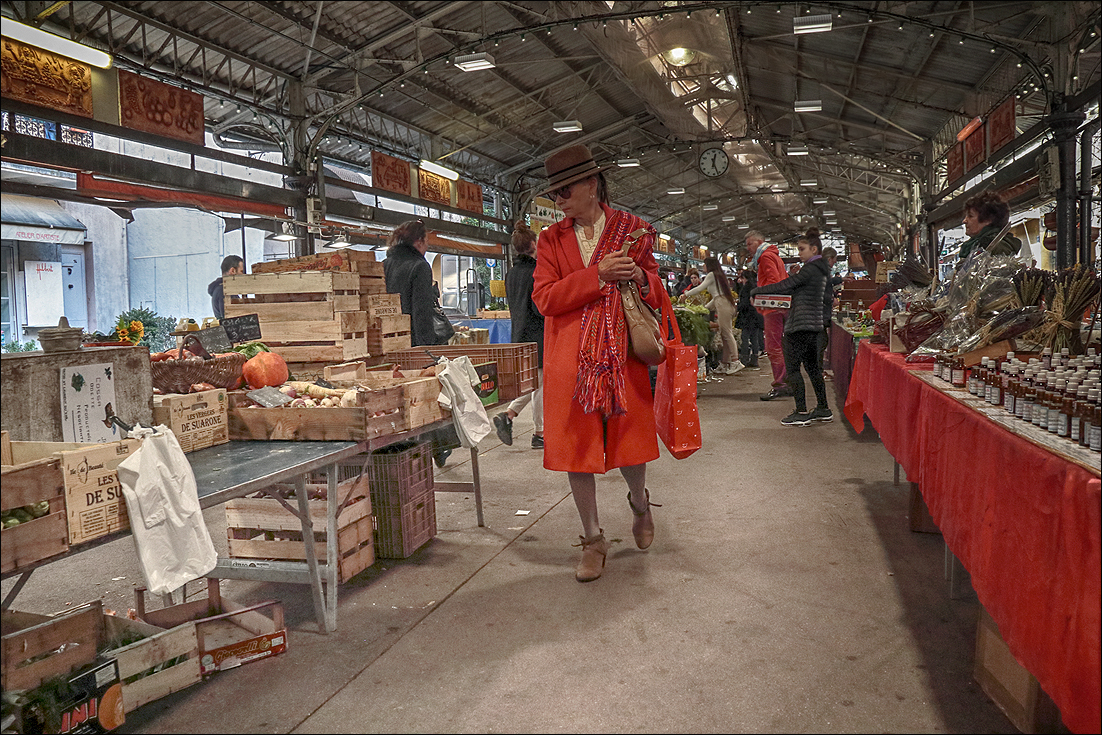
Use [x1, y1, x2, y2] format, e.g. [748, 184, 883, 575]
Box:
[745, 230, 792, 400]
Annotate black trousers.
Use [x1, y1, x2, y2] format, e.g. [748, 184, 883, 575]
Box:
[782, 330, 828, 412]
[739, 325, 763, 366]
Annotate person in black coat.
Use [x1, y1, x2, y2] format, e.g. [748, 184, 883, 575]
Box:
[752, 228, 834, 426]
[383, 220, 445, 347]
[493, 222, 546, 449]
[736, 269, 764, 369]
[207, 255, 244, 319]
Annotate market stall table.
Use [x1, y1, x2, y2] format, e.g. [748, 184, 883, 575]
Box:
[843, 341, 1101, 734]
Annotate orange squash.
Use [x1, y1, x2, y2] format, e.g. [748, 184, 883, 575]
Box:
[242, 351, 289, 389]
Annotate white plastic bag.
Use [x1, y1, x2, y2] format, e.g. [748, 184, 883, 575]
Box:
[435, 356, 492, 448]
[116, 424, 217, 595]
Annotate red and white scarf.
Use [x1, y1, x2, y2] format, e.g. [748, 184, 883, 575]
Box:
[574, 210, 656, 417]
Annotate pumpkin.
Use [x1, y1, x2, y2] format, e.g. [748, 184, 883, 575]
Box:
[242, 351, 289, 389]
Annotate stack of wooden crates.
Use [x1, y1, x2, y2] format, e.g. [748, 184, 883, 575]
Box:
[226, 251, 411, 378]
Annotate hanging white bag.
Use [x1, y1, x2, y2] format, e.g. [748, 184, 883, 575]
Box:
[115, 424, 218, 595]
[434, 355, 492, 448]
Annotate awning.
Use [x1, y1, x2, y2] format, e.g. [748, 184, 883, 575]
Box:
[1, 193, 88, 245]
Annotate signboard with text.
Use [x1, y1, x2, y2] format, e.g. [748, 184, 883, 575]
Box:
[964, 124, 987, 172]
[987, 98, 1016, 154]
[946, 143, 964, 184]
[371, 151, 411, 196]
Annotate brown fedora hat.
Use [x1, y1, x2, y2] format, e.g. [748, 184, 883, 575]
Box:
[535, 144, 612, 197]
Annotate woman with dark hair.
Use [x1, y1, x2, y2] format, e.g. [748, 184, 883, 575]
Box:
[492, 222, 546, 449]
[958, 190, 1022, 264]
[531, 144, 665, 583]
[681, 255, 742, 374]
[384, 219, 446, 347]
[751, 228, 834, 427]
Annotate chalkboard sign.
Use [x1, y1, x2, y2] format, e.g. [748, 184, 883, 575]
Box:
[247, 386, 293, 407]
[185, 326, 232, 356]
[221, 313, 262, 344]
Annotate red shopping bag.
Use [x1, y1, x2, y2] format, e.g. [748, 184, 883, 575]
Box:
[653, 290, 701, 459]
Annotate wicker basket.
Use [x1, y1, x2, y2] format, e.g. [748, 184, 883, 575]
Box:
[152, 353, 246, 393]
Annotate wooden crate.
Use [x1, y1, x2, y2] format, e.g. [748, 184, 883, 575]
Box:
[2, 603, 105, 692]
[133, 579, 286, 677]
[363, 293, 402, 318]
[261, 311, 369, 364]
[7, 439, 140, 547]
[386, 343, 539, 401]
[251, 252, 354, 273]
[1, 430, 11, 465]
[367, 314, 412, 356]
[152, 389, 229, 453]
[3, 602, 201, 711]
[223, 271, 359, 322]
[1, 454, 68, 575]
[224, 475, 374, 584]
[477, 309, 511, 319]
[975, 605, 1062, 733]
[227, 386, 407, 440]
[328, 372, 447, 431]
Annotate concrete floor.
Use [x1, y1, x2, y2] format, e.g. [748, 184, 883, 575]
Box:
[3, 361, 1018, 734]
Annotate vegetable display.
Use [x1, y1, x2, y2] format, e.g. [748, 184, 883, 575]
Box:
[242, 351, 290, 389]
[1, 501, 51, 529]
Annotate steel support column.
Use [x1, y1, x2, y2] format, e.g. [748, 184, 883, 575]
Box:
[1079, 118, 1099, 267]
[1049, 108, 1086, 270]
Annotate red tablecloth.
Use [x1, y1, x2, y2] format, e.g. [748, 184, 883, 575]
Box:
[844, 342, 1101, 734]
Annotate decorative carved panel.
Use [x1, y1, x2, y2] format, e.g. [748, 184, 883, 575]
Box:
[987, 98, 1016, 155]
[964, 124, 986, 172]
[118, 70, 204, 145]
[370, 151, 411, 196]
[456, 179, 483, 214]
[946, 143, 964, 184]
[418, 168, 451, 206]
[0, 38, 92, 117]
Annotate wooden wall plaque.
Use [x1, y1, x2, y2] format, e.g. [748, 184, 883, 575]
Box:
[0, 38, 92, 118]
[457, 179, 483, 214]
[371, 151, 411, 196]
[417, 168, 451, 206]
[118, 69, 204, 145]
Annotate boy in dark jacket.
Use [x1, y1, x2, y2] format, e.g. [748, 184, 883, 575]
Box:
[736, 269, 763, 369]
[752, 229, 833, 427]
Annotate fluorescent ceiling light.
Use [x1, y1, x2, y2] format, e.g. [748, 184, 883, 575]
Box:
[420, 159, 459, 180]
[667, 187, 685, 195]
[799, 179, 817, 187]
[553, 120, 583, 133]
[737, 223, 750, 229]
[454, 52, 496, 71]
[722, 216, 737, 222]
[325, 234, 352, 249]
[813, 197, 829, 204]
[794, 100, 823, 113]
[1, 18, 113, 68]
[437, 233, 497, 247]
[616, 158, 640, 167]
[823, 210, 836, 216]
[793, 14, 833, 35]
[702, 204, 718, 211]
[788, 145, 810, 156]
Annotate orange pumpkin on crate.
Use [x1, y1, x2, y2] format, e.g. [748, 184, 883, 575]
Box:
[242, 351, 290, 389]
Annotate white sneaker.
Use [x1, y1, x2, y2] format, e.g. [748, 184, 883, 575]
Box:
[726, 361, 746, 375]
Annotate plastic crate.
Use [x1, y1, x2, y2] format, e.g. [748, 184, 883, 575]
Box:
[367, 440, 434, 508]
[372, 486, 436, 559]
[385, 343, 539, 401]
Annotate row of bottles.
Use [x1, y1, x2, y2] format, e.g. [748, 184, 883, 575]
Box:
[934, 347, 1102, 452]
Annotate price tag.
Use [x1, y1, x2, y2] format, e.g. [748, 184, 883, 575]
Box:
[221, 314, 262, 344]
[247, 386, 294, 407]
[188, 326, 232, 355]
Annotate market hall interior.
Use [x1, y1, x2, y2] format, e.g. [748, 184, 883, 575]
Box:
[2, 366, 1023, 734]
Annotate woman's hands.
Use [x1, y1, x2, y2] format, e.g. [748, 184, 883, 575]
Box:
[598, 247, 646, 286]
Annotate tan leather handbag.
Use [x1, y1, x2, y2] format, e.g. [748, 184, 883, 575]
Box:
[620, 280, 666, 365]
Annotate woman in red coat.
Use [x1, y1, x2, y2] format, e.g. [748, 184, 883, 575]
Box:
[531, 144, 664, 583]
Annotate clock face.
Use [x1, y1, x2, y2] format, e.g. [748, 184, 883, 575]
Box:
[699, 148, 729, 178]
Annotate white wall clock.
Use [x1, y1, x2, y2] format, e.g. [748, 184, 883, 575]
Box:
[698, 147, 729, 178]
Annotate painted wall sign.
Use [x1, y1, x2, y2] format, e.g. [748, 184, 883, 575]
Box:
[987, 98, 1016, 154]
[456, 179, 483, 214]
[417, 168, 451, 206]
[0, 38, 93, 117]
[118, 70, 205, 145]
[964, 124, 987, 172]
[370, 151, 411, 196]
[946, 142, 964, 184]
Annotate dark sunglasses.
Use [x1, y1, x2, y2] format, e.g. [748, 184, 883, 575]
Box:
[549, 182, 576, 201]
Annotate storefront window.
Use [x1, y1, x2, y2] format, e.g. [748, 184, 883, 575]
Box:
[1, 243, 17, 348]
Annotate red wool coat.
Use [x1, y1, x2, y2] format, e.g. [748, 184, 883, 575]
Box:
[755, 244, 788, 316]
[532, 203, 663, 474]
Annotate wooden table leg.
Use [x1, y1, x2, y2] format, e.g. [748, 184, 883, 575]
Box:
[470, 446, 484, 528]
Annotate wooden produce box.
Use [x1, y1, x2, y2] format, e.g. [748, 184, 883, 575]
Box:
[386, 343, 539, 402]
[364, 293, 402, 318]
[352, 257, 387, 300]
[223, 271, 359, 323]
[224, 475, 374, 584]
[329, 373, 447, 431]
[227, 386, 407, 441]
[261, 311, 370, 364]
[1, 452, 68, 575]
[2, 601, 201, 713]
[251, 252, 355, 273]
[133, 579, 286, 677]
[477, 309, 511, 319]
[2, 602, 102, 693]
[1, 345, 153, 442]
[975, 605, 1062, 733]
[152, 389, 229, 453]
[5, 439, 140, 548]
[367, 314, 412, 356]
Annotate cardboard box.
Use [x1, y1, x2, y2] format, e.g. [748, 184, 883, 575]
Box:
[7, 440, 141, 547]
[974, 605, 1062, 733]
[876, 260, 901, 283]
[751, 294, 791, 310]
[889, 312, 909, 353]
[55, 658, 125, 733]
[152, 389, 229, 453]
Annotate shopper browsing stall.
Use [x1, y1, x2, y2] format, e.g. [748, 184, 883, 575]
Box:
[681, 256, 743, 375]
[745, 230, 790, 400]
[957, 190, 1023, 265]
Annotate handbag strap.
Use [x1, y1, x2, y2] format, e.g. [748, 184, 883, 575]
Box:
[655, 287, 683, 346]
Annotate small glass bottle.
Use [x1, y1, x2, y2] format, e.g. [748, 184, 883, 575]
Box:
[1004, 367, 1017, 415]
[1020, 376, 1034, 423]
[1076, 385, 1090, 447]
[1057, 382, 1073, 437]
[991, 362, 1004, 406]
[1042, 347, 1052, 370]
[1034, 381, 1048, 429]
[952, 356, 966, 388]
[1047, 380, 1066, 433]
[1090, 391, 1101, 453]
